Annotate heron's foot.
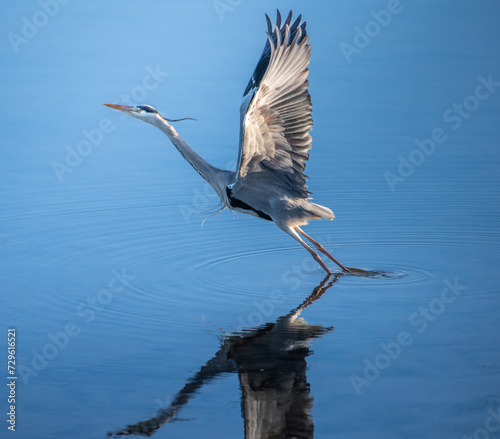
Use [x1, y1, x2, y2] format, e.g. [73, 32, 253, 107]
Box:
[342, 267, 395, 279]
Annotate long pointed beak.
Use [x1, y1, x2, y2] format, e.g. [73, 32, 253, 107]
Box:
[103, 104, 133, 112]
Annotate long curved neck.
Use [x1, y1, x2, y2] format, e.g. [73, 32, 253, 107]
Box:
[152, 115, 232, 201]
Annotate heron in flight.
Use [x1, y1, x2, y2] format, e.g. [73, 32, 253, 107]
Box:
[105, 10, 349, 275]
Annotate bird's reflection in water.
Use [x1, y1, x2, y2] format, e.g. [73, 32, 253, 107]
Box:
[229, 275, 337, 439]
[107, 271, 378, 438]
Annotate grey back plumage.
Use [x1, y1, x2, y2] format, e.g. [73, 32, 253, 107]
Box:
[236, 10, 313, 199]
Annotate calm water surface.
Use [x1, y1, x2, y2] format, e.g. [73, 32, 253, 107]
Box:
[1, 1, 500, 438]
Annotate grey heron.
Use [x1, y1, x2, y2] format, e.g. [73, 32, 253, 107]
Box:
[105, 10, 349, 275]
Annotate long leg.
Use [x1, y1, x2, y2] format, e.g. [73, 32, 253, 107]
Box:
[292, 272, 340, 315]
[281, 226, 333, 275]
[295, 227, 349, 272]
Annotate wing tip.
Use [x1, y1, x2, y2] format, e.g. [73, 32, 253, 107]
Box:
[265, 13, 272, 34]
[267, 10, 308, 46]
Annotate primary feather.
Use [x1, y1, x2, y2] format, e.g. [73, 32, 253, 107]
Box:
[236, 10, 313, 199]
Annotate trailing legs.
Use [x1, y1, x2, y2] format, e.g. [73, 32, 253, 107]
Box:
[295, 226, 349, 272]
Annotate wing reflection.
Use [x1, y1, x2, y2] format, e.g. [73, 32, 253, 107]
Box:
[107, 274, 340, 438]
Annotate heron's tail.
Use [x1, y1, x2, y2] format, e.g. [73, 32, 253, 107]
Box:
[307, 202, 335, 220]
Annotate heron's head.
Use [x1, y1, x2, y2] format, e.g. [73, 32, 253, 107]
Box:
[104, 104, 160, 124]
[104, 104, 196, 125]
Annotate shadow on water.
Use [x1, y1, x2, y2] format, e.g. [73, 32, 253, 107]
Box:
[106, 269, 389, 438]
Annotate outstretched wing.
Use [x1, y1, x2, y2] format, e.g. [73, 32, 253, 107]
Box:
[236, 10, 312, 199]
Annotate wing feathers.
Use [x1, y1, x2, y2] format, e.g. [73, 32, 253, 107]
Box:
[236, 11, 314, 198]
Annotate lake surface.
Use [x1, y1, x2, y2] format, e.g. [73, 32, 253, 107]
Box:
[1, 1, 500, 438]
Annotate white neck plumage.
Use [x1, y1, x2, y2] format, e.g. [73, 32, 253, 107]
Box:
[151, 115, 233, 206]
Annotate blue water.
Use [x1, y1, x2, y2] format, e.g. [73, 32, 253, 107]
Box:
[1, 1, 500, 438]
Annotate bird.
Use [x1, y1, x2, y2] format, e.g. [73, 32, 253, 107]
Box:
[104, 10, 349, 275]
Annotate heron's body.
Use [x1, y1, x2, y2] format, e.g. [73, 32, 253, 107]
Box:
[105, 11, 349, 274]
